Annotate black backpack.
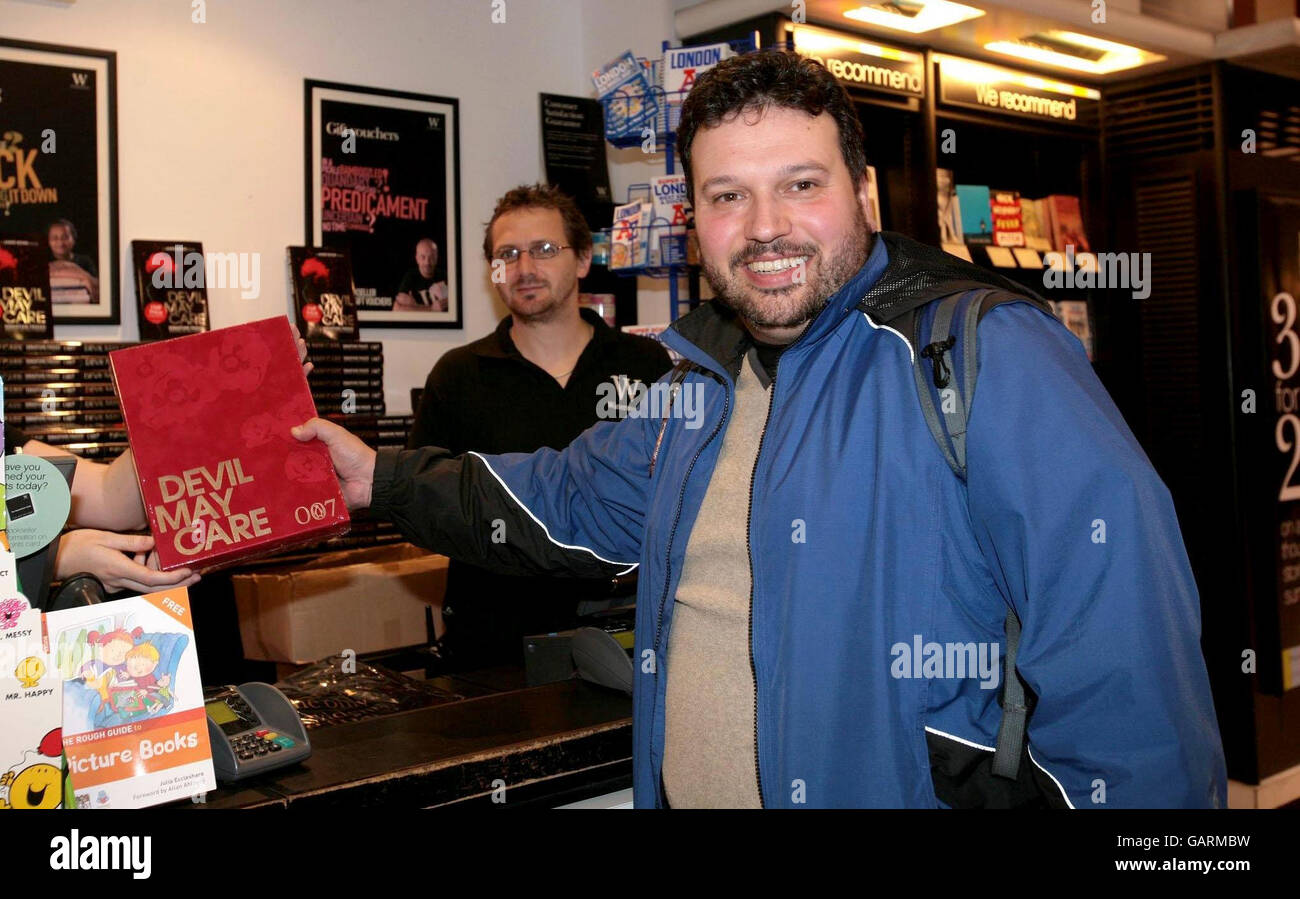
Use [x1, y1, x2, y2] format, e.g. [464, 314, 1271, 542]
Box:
[864, 232, 1070, 808]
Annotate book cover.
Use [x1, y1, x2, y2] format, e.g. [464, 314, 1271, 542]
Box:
[955, 185, 992, 245]
[865, 166, 883, 233]
[990, 189, 1025, 248]
[287, 247, 359, 342]
[610, 201, 650, 269]
[131, 241, 211, 341]
[649, 175, 690, 266]
[0, 602, 65, 809]
[592, 51, 659, 141]
[1046, 195, 1091, 254]
[46, 588, 216, 808]
[1055, 299, 1094, 361]
[0, 236, 54, 340]
[937, 169, 965, 258]
[109, 316, 350, 572]
[1020, 198, 1053, 252]
[662, 41, 733, 100]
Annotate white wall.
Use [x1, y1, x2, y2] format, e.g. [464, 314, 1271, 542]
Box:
[3, 0, 683, 413]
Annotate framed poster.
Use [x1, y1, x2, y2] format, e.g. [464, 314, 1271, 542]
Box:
[0, 39, 119, 324]
[1257, 191, 1300, 693]
[305, 80, 461, 329]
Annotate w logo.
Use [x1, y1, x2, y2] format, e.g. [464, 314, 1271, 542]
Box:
[427, 116, 441, 130]
[70, 72, 90, 87]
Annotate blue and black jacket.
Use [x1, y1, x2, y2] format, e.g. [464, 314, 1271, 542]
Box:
[369, 231, 1227, 808]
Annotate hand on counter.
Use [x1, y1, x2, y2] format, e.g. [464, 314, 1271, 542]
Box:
[291, 417, 376, 510]
[55, 529, 201, 595]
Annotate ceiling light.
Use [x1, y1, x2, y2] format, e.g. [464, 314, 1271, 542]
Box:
[985, 30, 1165, 74]
[843, 0, 984, 35]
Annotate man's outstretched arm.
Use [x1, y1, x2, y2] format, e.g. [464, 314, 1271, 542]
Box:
[295, 409, 659, 579]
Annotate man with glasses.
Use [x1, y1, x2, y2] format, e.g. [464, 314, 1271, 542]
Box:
[406, 183, 671, 670]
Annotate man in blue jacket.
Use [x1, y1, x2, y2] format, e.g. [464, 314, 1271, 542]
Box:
[295, 50, 1226, 808]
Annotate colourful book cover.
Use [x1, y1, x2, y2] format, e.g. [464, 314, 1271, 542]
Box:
[592, 50, 659, 140]
[0, 601, 63, 809]
[610, 201, 650, 269]
[109, 315, 350, 572]
[47, 588, 215, 808]
[1, 373, 5, 531]
[662, 42, 732, 98]
[287, 247, 359, 342]
[990, 189, 1025, 248]
[1055, 300, 1094, 361]
[0, 236, 55, 340]
[131, 240, 211, 341]
[649, 175, 690, 266]
[955, 185, 992, 245]
[1046, 195, 1091, 254]
[1020, 198, 1053, 252]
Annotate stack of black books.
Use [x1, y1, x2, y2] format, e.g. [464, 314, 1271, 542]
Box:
[309, 340, 385, 419]
[0, 339, 134, 461]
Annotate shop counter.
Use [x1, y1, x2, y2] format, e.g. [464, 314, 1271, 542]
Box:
[185, 677, 632, 809]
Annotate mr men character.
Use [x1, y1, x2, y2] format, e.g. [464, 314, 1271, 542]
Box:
[15, 655, 45, 689]
[0, 729, 64, 810]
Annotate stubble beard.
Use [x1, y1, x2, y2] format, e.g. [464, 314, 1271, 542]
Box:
[504, 272, 575, 324]
[702, 205, 872, 331]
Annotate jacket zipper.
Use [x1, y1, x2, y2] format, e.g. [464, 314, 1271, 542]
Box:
[745, 360, 779, 810]
[652, 378, 730, 807]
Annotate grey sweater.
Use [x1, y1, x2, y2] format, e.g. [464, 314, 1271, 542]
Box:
[662, 349, 772, 808]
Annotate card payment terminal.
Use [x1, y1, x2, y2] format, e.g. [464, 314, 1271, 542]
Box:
[204, 682, 311, 783]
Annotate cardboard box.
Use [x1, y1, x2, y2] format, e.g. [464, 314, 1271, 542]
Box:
[233, 543, 448, 664]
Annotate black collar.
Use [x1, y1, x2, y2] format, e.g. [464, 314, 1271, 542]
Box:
[474, 305, 613, 360]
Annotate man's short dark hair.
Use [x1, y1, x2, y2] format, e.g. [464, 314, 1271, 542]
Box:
[676, 50, 867, 202]
[48, 218, 78, 241]
[483, 184, 593, 261]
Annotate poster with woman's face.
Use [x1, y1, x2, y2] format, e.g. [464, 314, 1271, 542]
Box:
[0, 40, 118, 325]
[306, 81, 461, 329]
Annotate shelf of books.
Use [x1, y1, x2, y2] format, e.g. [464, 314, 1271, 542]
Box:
[937, 177, 1100, 360]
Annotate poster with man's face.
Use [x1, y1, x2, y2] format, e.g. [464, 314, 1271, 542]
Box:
[0, 40, 118, 325]
[306, 81, 461, 329]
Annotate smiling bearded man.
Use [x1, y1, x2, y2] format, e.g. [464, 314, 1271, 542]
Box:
[298, 50, 1226, 810]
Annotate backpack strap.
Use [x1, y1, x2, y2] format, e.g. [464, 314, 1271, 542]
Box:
[993, 609, 1028, 780]
[907, 287, 1054, 782]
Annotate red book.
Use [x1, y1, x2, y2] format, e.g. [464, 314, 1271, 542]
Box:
[1045, 195, 1091, 254]
[990, 189, 1025, 248]
[110, 316, 350, 571]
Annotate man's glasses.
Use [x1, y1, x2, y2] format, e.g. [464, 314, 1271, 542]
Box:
[491, 241, 573, 264]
